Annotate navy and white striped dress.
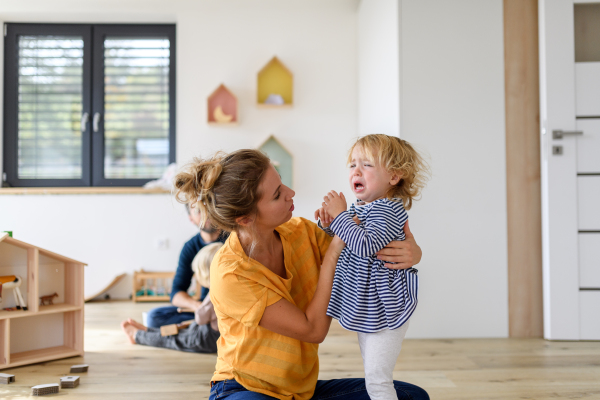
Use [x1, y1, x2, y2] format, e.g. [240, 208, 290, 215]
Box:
[321, 198, 418, 333]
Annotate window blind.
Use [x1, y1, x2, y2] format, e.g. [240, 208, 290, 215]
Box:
[17, 36, 84, 179]
[103, 37, 170, 179]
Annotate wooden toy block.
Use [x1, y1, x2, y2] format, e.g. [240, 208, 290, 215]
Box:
[32, 383, 59, 395]
[0, 373, 15, 384]
[160, 324, 179, 336]
[70, 364, 88, 373]
[60, 376, 80, 388]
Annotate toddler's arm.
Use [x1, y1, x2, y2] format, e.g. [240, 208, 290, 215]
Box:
[329, 201, 407, 258]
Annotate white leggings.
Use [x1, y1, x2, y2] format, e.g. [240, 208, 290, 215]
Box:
[357, 320, 410, 400]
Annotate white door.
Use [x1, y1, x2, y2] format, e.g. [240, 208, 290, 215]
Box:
[539, 0, 600, 340]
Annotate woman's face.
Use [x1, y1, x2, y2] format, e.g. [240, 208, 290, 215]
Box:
[254, 165, 295, 230]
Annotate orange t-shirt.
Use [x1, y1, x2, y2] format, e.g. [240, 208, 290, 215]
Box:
[210, 217, 332, 400]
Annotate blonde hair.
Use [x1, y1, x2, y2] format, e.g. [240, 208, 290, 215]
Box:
[348, 134, 430, 210]
[191, 242, 223, 288]
[174, 149, 272, 233]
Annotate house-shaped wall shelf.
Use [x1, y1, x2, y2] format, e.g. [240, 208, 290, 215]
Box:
[257, 57, 293, 107]
[207, 84, 238, 125]
[258, 135, 293, 189]
[0, 232, 85, 370]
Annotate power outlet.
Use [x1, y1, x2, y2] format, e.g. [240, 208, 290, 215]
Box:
[155, 237, 169, 250]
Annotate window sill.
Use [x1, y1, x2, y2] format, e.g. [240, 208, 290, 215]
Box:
[0, 187, 171, 195]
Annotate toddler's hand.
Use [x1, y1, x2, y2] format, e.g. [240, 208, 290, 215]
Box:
[314, 207, 334, 227]
[322, 191, 347, 219]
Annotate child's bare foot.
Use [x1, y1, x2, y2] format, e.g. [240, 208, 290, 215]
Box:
[121, 320, 139, 344]
[127, 318, 148, 331]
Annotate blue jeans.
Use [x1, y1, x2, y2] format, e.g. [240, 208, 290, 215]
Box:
[145, 306, 194, 328]
[145, 287, 209, 328]
[209, 379, 429, 400]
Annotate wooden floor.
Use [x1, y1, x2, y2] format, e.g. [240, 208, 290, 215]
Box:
[1, 301, 600, 399]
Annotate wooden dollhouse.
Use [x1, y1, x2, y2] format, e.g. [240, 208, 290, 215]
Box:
[0, 232, 85, 369]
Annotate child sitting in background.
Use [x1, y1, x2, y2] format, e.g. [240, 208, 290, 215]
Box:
[121, 242, 221, 353]
[315, 134, 429, 400]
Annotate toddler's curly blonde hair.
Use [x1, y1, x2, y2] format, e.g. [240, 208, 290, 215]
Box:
[348, 134, 430, 210]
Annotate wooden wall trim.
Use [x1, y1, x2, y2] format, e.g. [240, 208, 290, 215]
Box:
[504, 0, 543, 338]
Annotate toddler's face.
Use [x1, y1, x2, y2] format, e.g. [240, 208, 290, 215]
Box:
[348, 146, 399, 203]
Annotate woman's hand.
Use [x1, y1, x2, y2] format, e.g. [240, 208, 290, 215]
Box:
[376, 221, 422, 269]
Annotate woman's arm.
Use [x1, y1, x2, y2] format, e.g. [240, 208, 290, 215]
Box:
[258, 236, 345, 344]
[376, 221, 422, 269]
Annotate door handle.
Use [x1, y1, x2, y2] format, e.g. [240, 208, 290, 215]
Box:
[552, 130, 583, 139]
[93, 112, 101, 132]
[80, 112, 89, 132]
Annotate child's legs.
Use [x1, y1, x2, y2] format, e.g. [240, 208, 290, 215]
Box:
[357, 321, 410, 400]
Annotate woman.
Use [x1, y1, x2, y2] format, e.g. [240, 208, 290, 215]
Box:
[175, 149, 428, 400]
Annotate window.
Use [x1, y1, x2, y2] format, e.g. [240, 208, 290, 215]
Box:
[3, 24, 176, 187]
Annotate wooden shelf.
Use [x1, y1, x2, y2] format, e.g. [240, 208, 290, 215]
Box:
[133, 295, 171, 302]
[132, 270, 174, 303]
[0, 235, 85, 370]
[7, 345, 81, 369]
[207, 84, 238, 125]
[0, 304, 81, 320]
[257, 56, 293, 106]
[257, 135, 293, 189]
[256, 104, 293, 109]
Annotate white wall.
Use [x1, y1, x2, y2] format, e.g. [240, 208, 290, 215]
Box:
[400, 0, 508, 338]
[357, 0, 507, 338]
[0, 0, 359, 299]
[357, 0, 401, 136]
[1, 0, 509, 338]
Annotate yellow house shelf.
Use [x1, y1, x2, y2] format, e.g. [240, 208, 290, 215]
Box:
[257, 57, 293, 107]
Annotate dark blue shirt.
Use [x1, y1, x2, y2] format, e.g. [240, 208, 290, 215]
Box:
[170, 232, 228, 302]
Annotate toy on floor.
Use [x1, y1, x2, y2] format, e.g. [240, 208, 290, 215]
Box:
[0, 373, 15, 384]
[160, 320, 193, 337]
[60, 376, 79, 388]
[39, 292, 58, 306]
[0, 275, 27, 310]
[31, 383, 59, 396]
[70, 364, 88, 373]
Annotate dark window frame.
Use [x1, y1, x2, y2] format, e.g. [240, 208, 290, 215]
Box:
[3, 23, 176, 187]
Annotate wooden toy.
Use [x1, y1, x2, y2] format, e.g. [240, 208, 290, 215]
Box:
[0, 234, 86, 370]
[31, 383, 59, 395]
[84, 273, 126, 302]
[0, 275, 27, 310]
[39, 292, 58, 306]
[60, 376, 79, 388]
[70, 364, 88, 373]
[0, 372, 15, 384]
[132, 270, 174, 302]
[160, 324, 179, 336]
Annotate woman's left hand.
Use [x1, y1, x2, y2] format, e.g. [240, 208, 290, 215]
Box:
[376, 221, 422, 269]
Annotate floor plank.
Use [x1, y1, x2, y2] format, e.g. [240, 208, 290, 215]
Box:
[1, 301, 599, 399]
